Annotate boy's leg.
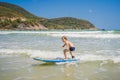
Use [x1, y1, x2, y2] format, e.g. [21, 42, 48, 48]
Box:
[70, 51, 75, 58]
[70, 51, 73, 56]
[64, 49, 69, 59]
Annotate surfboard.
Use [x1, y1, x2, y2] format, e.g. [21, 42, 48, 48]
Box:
[33, 57, 78, 63]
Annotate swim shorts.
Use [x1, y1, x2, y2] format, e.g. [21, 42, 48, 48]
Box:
[69, 47, 75, 51]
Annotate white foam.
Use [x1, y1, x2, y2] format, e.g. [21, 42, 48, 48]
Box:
[14, 77, 33, 80]
[0, 31, 103, 34]
[111, 56, 120, 63]
[0, 49, 64, 58]
[0, 31, 120, 38]
[0, 49, 41, 56]
[94, 67, 107, 73]
[0, 49, 120, 63]
[79, 54, 120, 63]
[79, 54, 108, 61]
[31, 51, 64, 58]
[48, 33, 120, 38]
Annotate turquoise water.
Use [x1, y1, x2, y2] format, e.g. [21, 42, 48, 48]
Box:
[0, 30, 120, 80]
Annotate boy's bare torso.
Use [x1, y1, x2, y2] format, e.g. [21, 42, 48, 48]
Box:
[65, 41, 74, 49]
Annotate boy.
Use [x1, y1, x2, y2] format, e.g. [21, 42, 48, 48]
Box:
[61, 36, 75, 59]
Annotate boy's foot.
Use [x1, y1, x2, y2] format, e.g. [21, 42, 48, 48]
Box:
[72, 56, 75, 59]
[64, 58, 68, 60]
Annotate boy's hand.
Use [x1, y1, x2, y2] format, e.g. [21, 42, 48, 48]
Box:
[62, 44, 65, 47]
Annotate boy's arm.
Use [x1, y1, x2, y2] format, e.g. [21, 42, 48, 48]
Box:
[62, 42, 69, 50]
[62, 42, 69, 49]
[62, 44, 66, 47]
[62, 42, 68, 47]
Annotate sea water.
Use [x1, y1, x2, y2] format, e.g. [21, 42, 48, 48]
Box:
[0, 30, 120, 80]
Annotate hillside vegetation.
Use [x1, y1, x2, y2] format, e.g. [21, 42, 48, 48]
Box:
[0, 2, 97, 30]
[41, 17, 96, 29]
[0, 2, 45, 20]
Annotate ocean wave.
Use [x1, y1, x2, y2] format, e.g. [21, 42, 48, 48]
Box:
[0, 49, 63, 58]
[0, 30, 112, 34]
[0, 49, 120, 63]
[79, 54, 120, 63]
[48, 33, 120, 38]
[0, 31, 120, 38]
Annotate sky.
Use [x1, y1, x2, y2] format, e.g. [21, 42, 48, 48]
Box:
[0, 0, 120, 30]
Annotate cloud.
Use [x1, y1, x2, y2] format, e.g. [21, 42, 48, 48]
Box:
[88, 9, 93, 13]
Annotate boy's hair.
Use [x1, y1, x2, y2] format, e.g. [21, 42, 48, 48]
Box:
[62, 36, 68, 40]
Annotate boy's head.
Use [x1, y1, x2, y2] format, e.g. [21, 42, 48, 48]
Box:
[61, 36, 68, 42]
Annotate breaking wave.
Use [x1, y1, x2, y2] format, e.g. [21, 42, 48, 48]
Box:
[0, 30, 120, 38]
[0, 49, 120, 63]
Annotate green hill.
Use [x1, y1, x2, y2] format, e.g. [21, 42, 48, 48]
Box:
[0, 2, 45, 20]
[41, 17, 96, 29]
[0, 2, 97, 30]
[0, 6, 23, 17]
